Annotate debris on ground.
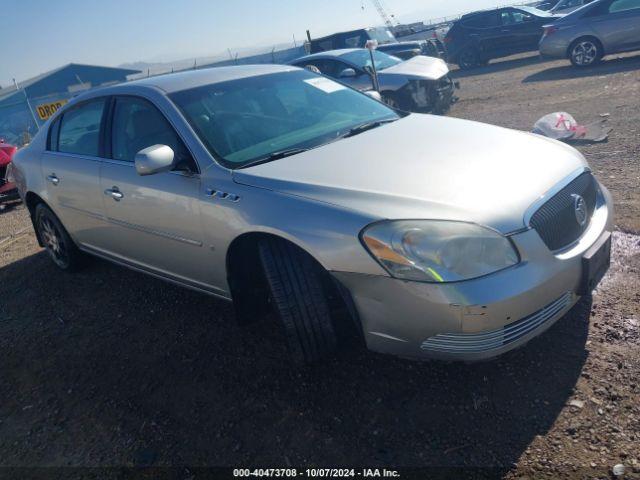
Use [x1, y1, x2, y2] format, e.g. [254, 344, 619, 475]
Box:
[532, 111, 612, 143]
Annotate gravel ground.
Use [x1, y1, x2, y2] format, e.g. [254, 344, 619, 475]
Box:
[0, 52, 639, 479]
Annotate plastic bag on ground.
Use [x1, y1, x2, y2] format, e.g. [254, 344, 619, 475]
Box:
[533, 112, 611, 143]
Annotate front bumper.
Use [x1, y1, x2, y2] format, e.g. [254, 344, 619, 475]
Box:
[333, 183, 613, 361]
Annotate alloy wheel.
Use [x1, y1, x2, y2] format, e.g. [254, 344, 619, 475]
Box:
[572, 41, 598, 66]
[40, 216, 70, 268]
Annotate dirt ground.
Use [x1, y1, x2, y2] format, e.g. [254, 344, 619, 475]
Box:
[1, 52, 639, 479]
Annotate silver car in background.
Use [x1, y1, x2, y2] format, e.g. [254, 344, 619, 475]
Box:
[290, 49, 456, 114]
[539, 0, 640, 66]
[11, 66, 613, 365]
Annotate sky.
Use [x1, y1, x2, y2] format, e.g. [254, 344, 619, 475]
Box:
[2, 0, 504, 87]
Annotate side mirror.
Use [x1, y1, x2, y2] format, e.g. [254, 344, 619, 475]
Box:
[134, 144, 175, 176]
[339, 68, 357, 78]
[364, 90, 382, 101]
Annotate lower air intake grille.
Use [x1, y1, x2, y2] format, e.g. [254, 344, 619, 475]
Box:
[420, 292, 572, 355]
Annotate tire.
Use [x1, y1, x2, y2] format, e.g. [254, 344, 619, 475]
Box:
[258, 238, 337, 364]
[569, 37, 603, 67]
[35, 204, 84, 271]
[457, 47, 480, 70]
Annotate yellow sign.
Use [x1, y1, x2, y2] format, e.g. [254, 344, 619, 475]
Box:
[36, 100, 68, 121]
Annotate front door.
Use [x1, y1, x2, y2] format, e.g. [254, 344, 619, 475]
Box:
[592, 0, 640, 52]
[499, 9, 543, 53]
[40, 97, 107, 248]
[96, 95, 210, 290]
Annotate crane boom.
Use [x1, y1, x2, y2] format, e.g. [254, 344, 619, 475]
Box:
[369, 0, 398, 29]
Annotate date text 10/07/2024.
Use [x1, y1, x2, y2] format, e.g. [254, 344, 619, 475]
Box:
[233, 469, 401, 478]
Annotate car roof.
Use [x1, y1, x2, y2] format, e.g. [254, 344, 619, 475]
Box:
[107, 64, 297, 94]
[291, 49, 365, 63]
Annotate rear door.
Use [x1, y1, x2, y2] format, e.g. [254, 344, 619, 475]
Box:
[40, 97, 107, 247]
[463, 12, 504, 58]
[97, 95, 209, 287]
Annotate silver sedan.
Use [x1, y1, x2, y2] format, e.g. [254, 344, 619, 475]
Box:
[11, 65, 613, 364]
[539, 0, 640, 66]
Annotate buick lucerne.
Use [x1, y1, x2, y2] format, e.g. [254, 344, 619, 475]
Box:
[11, 66, 613, 364]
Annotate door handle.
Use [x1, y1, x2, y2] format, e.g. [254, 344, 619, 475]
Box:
[47, 174, 60, 185]
[104, 187, 124, 201]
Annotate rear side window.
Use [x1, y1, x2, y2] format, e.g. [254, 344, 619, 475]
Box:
[57, 98, 106, 156]
[609, 0, 640, 12]
[111, 96, 195, 171]
[462, 13, 499, 27]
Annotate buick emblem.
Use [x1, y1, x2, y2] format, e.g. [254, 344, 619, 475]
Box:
[572, 194, 587, 227]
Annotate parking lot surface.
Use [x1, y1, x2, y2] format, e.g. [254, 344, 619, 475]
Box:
[1, 52, 639, 478]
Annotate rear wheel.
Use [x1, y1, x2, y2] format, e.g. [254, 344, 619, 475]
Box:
[457, 48, 480, 70]
[258, 237, 338, 364]
[35, 204, 83, 271]
[569, 37, 602, 67]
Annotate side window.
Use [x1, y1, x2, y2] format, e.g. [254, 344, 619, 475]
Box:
[58, 98, 106, 156]
[344, 35, 363, 48]
[111, 96, 196, 171]
[317, 39, 333, 51]
[321, 60, 352, 78]
[609, 0, 640, 12]
[501, 10, 532, 24]
[48, 116, 61, 151]
[306, 60, 334, 76]
[464, 13, 499, 28]
[511, 11, 533, 22]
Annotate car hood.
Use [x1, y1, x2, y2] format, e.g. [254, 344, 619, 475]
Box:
[379, 55, 449, 81]
[232, 114, 588, 233]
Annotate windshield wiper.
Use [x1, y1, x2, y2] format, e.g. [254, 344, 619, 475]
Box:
[237, 148, 309, 169]
[339, 118, 398, 139]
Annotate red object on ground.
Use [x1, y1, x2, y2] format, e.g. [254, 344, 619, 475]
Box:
[0, 140, 19, 203]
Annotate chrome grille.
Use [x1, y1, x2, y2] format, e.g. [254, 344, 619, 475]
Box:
[530, 172, 597, 250]
[421, 292, 572, 355]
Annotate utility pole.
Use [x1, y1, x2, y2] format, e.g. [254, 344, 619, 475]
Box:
[13, 78, 39, 132]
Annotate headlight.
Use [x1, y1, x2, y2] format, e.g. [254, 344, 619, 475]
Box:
[361, 220, 519, 283]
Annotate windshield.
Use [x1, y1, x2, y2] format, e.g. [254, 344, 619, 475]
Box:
[169, 70, 399, 168]
[366, 27, 398, 45]
[339, 49, 403, 71]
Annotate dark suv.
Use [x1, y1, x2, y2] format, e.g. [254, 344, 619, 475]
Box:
[445, 6, 560, 69]
[309, 27, 441, 59]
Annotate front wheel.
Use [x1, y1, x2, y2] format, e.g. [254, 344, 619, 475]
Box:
[258, 238, 338, 364]
[35, 204, 84, 271]
[569, 38, 602, 67]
